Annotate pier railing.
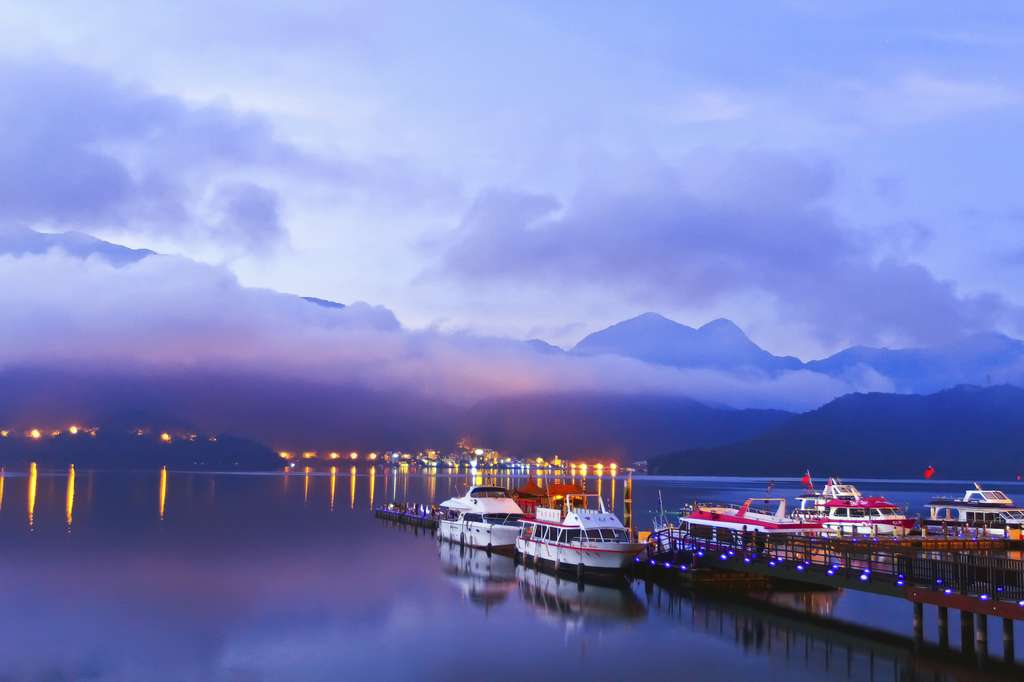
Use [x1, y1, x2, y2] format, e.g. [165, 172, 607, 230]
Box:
[645, 527, 1024, 604]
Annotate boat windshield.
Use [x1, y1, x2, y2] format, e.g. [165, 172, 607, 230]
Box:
[584, 528, 630, 542]
[470, 487, 507, 498]
[1001, 510, 1024, 521]
[483, 513, 522, 526]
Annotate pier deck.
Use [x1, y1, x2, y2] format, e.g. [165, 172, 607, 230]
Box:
[374, 505, 439, 530]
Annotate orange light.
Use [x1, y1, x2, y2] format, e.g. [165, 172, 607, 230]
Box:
[302, 451, 317, 460]
[160, 432, 172, 443]
[50, 430, 61, 437]
[0, 430, 8, 437]
[29, 429, 41, 440]
[278, 451, 292, 460]
[68, 425, 79, 435]
[368, 452, 378, 461]
[328, 452, 340, 460]
[349, 452, 358, 460]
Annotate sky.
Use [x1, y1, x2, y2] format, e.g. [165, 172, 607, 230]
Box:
[2, 2, 1024, 363]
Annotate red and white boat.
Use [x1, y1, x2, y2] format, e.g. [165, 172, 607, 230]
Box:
[819, 497, 916, 536]
[792, 477, 915, 536]
[682, 498, 824, 535]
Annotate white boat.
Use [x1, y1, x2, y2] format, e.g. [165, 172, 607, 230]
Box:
[438, 486, 524, 550]
[793, 478, 862, 519]
[515, 490, 643, 575]
[924, 484, 1024, 537]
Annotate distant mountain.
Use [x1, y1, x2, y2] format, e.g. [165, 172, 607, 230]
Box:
[807, 332, 1024, 393]
[461, 393, 793, 462]
[572, 313, 802, 373]
[0, 227, 154, 265]
[649, 384, 1024, 479]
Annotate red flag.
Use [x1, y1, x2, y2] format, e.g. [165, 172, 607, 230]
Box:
[923, 465, 936, 480]
[801, 470, 813, 490]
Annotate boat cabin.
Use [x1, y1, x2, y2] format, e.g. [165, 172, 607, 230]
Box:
[926, 486, 1024, 531]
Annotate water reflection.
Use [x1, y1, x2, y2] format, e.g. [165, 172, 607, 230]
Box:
[517, 565, 646, 629]
[438, 542, 516, 609]
[303, 465, 311, 504]
[349, 465, 356, 509]
[65, 464, 75, 529]
[26, 461, 36, 529]
[368, 465, 375, 508]
[158, 465, 167, 520]
[329, 465, 337, 511]
[0, 467, 5, 511]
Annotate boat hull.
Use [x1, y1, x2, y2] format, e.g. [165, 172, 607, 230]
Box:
[438, 519, 520, 549]
[514, 537, 644, 572]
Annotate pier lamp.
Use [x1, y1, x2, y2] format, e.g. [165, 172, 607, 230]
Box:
[29, 429, 41, 440]
[350, 452, 359, 460]
[328, 452, 340, 460]
[69, 425, 79, 435]
[160, 432, 172, 443]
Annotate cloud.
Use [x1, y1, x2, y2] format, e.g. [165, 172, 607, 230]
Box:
[435, 152, 1022, 348]
[849, 72, 1022, 127]
[0, 248, 878, 413]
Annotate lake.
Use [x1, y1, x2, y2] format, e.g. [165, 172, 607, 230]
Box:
[0, 466, 1022, 681]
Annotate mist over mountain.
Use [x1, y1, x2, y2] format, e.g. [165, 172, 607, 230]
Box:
[649, 384, 1024, 479]
[460, 394, 792, 461]
[0, 227, 154, 265]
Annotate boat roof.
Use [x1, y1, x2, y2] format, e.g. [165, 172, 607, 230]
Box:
[825, 496, 898, 508]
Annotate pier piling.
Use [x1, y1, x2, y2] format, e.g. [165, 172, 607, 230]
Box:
[912, 602, 923, 648]
[1003, 618, 1015, 663]
[960, 611, 975, 657]
[938, 606, 949, 649]
[976, 614, 988, 663]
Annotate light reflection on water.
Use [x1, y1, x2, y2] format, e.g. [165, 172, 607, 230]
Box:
[0, 467, 1021, 681]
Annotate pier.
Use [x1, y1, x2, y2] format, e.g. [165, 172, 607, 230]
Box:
[641, 527, 1024, 663]
[373, 504, 439, 530]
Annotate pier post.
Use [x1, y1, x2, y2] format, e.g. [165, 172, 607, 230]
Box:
[937, 606, 949, 649]
[912, 602, 923, 648]
[960, 611, 976, 657]
[976, 614, 988, 663]
[1003, 618, 1015, 663]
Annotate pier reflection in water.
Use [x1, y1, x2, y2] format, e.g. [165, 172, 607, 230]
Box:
[0, 467, 1022, 681]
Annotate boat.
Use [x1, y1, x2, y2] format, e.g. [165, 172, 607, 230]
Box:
[438, 486, 524, 550]
[819, 497, 915, 536]
[924, 484, 1024, 538]
[792, 477, 863, 519]
[515, 485, 643, 574]
[682, 498, 824, 537]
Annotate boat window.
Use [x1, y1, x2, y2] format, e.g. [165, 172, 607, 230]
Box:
[470, 487, 507, 498]
[848, 508, 867, 518]
[464, 513, 483, 523]
[832, 508, 848, 518]
[484, 513, 522, 526]
[564, 529, 581, 543]
[598, 528, 616, 541]
[583, 529, 602, 542]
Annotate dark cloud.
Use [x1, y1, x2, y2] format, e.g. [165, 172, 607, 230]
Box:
[0, 59, 328, 253]
[438, 152, 1021, 347]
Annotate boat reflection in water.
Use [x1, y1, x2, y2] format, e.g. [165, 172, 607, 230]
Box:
[438, 541, 517, 609]
[437, 541, 647, 627]
[516, 565, 647, 630]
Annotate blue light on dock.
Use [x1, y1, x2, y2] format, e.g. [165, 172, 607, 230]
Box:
[796, 564, 805, 572]
[944, 587, 953, 595]
[719, 553, 727, 560]
[896, 579, 905, 586]
[980, 594, 990, 600]
[679, 565, 688, 571]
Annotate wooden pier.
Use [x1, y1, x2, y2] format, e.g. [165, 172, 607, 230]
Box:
[642, 528, 1024, 663]
[374, 505, 439, 530]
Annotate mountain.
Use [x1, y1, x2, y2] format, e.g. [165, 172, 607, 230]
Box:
[461, 393, 793, 462]
[807, 332, 1024, 393]
[0, 227, 154, 265]
[649, 384, 1024, 479]
[302, 296, 346, 310]
[572, 313, 802, 373]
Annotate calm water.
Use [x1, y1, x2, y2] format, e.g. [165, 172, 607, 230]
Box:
[1, 467, 1023, 681]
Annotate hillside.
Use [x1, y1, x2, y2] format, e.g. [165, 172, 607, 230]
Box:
[649, 384, 1024, 479]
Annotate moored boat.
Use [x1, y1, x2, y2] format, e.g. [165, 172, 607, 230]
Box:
[819, 497, 915, 536]
[924, 484, 1024, 538]
[682, 498, 824, 536]
[515, 486, 643, 575]
[438, 486, 524, 550]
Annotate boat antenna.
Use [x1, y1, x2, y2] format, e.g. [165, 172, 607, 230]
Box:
[974, 482, 983, 491]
